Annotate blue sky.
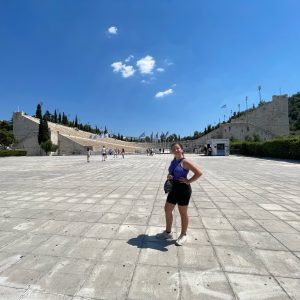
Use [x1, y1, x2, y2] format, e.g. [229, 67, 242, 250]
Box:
[0, 0, 300, 137]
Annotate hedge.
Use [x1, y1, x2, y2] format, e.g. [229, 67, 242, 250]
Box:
[0, 150, 27, 157]
[230, 136, 300, 160]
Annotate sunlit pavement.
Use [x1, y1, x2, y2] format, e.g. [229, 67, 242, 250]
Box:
[0, 154, 299, 299]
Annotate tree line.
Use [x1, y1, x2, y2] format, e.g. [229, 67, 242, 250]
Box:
[34, 104, 108, 135]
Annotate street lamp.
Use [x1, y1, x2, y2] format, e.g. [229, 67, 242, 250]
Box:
[258, 85, 262, 103]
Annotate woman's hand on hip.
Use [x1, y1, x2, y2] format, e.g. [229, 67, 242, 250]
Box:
[167, 174, 173, 180]
[179, 177, 189, 185]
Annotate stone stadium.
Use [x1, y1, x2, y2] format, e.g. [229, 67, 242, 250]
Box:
[13, 95, 289, 155]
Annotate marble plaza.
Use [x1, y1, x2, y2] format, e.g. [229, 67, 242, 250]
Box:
[0, 154, 300, 299]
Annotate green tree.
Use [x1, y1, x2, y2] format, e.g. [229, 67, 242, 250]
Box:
[40, 140, 58, 155]
[0, 120, 13, 131]
[43, 110, 51, 121]
[0, 129, 16, 148]
[62, 113, 68, 125]
[53, 110, 58, 123]
[38, 117, 44, 145]
[74, 115, 78, 127]
[289, 92, 300, 131]
[38, 116, 50, 145]
[35, 103, 42, 119]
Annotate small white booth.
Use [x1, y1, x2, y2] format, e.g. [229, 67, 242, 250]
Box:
[206, 139, 230, 156]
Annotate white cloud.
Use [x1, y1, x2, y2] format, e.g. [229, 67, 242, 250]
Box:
[125, 55, 134, 62]
[156, 68, 165, 72]
[107, 26, 118, 35]
[122, 65, 135, 78]
[111, 61, 135, 78]
[136, 55, 155, 74]
[111, 61, 123, 72]
[155, 88, 173, 98]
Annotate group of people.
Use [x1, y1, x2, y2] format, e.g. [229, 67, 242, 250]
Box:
[86, 146, 125, 162]
[146, 148, 154, 156]
[146, 148, 168, 155]
[203, 145, 212, 156]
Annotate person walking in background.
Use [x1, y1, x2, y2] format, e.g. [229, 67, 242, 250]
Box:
[102, 145, 107, 161]
[121, 148, 125, 159]
[86, 147, 91, 163]
[157, 143, 202, 246]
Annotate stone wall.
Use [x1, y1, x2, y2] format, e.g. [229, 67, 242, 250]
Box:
[178, 95, 289, 152]
[230, 95, 289, 136]
[58, 134, 87, 155]
[13, 112, 60, 155]
[141, 95, 289, 153]
[13, 112, 41, 155]
[13, 112, 145, 155]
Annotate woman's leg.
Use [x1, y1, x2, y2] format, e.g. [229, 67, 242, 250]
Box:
[178, 205, 189, 235]
[165, 202, 176, 232]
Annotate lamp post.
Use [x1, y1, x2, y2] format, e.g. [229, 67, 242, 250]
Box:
[258, 85, 262, 103]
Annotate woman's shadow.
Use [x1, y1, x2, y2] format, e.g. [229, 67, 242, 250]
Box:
[127, 234, 175, 252]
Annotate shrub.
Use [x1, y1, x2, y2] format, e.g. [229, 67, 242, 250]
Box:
[0, 150, 27, 157]
[230, 136, 300, 160]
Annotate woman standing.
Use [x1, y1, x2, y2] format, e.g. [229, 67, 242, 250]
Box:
[86, 147, 91, 163]
[157, 143, 202, 246]
[102, 146, 107, 161]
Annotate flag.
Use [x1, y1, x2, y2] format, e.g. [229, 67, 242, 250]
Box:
[139, 132, 146, 138]
[221, 104, 227, 109]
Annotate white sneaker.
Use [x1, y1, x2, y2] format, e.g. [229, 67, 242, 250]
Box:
[156, 230, 173, 240]
[175, 234, 187, 246]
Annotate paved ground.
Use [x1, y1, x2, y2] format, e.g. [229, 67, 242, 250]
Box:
[0, 154, 299, 300]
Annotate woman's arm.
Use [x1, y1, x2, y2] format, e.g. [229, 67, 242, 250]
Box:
[179, 159, 202, 184]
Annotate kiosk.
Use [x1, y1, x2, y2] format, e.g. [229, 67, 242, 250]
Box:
[206, 139, 229, 156]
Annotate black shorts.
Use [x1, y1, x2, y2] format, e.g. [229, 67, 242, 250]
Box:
[167, 181, 192, 206]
